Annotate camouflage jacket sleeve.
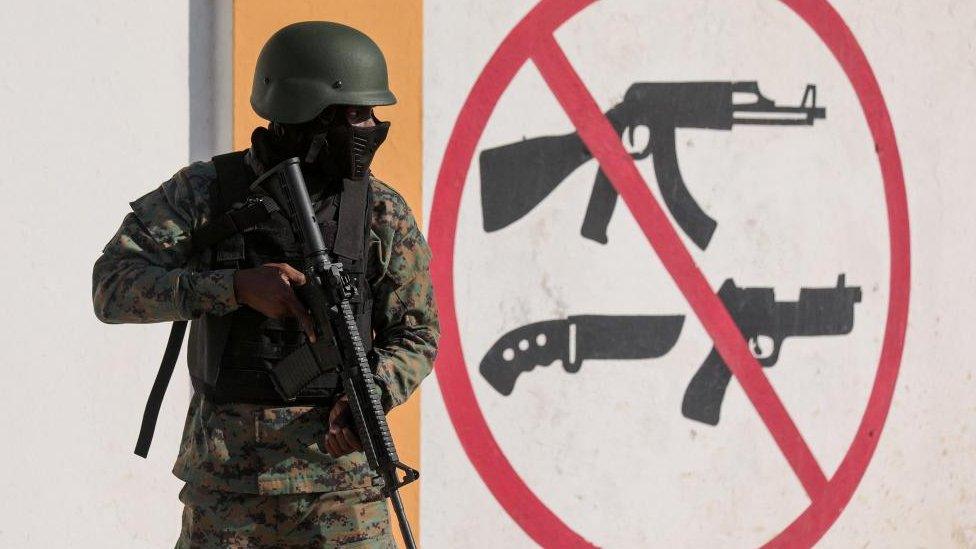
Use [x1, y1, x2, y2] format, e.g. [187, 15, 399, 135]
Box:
[368, 181, 440, 410]
[92, 162, 240, 323]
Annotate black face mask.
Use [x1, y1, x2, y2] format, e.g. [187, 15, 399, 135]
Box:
[256, 108, 390, 183]
[306, 118, 390, 181]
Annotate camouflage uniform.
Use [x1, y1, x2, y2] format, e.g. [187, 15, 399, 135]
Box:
[92, 152, 438, 547]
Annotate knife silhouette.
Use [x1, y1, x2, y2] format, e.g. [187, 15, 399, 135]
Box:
[480, 315, 685, 395]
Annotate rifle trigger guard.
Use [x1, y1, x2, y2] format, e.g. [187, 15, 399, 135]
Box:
[629, 125, 653, 161]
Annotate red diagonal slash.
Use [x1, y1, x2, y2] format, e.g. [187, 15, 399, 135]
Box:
[530, 36, 829, 498]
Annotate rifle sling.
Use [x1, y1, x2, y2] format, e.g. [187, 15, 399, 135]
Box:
[134, 154, 278, 458]
[333, 177, 368, 260]
[188, 195, 280, 255]
[134, 320, 188, 458]
[134, 197, 282, 459]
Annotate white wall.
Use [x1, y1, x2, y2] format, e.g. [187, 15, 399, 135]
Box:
[0, 2, 229, 547]
[422, 0, 976, 547]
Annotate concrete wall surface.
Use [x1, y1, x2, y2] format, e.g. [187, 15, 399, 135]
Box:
[0, 1, 228, 547]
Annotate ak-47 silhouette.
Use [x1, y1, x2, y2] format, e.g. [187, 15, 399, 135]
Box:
[681, 275, 862, 426]
[479, 81, 826, 249]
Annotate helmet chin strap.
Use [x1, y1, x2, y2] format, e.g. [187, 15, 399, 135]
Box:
[305, 132, 330, 164]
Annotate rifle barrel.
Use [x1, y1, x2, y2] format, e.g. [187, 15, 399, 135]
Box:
[732, 83, 826, 125]
[390, 490, 417, 549]
[733, 107, 826, 125]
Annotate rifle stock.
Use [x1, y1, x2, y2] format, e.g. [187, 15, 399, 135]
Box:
[479, 132, 591, 232]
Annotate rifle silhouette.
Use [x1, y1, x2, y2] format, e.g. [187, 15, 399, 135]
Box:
[480, 81, 826, 249]
[681, 275, 862, 426]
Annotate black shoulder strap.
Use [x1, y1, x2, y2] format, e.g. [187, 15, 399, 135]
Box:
[188, 151, 281, 254]
[188, 196, 279, 255]
[333, 178, 369, 261]
[134, 151, 254, 458]
[212, 151, 253, 214]
[134, 320, 187, 457]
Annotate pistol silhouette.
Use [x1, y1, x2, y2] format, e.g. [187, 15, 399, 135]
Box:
[681, 275, 862, 426]
[479, 81, 826, 249]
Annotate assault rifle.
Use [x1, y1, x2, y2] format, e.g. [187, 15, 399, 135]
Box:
[262, 158, 419, 548]
[479, 81, 826, 249]
[681, 275, 861, 426]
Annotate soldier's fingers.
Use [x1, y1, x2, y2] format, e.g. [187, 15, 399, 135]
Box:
[330, 431, 351, 455]
[326, 431, 351, 457]
[336, 426, 358, 453]
[261, 263, 291, 287]
[341, 427, 363, 451]
[333, 427, 350, 450]
[267, 262, 307, 287]
[329, 427, 350, 453]
[325, 435, 340, 458]
[329, 399, 349, 429]
[329, 397, 349, 427]
[281, 292, 316, 342]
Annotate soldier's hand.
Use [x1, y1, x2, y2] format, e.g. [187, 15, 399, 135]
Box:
[233, 263, 316, 342]
[325, 395, 363, 457]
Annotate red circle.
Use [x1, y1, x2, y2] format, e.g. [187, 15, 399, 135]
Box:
[427, 0, 910, 546]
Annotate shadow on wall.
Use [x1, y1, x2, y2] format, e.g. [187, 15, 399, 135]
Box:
[188, 0, 232, 163]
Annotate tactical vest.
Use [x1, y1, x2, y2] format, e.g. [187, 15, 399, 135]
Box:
[134, 151, 373, 457]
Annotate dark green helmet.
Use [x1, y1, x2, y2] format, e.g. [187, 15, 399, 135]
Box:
[250, 21, 396, 124]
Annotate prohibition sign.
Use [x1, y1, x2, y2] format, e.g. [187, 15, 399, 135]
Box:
[428, 0, 910, 546]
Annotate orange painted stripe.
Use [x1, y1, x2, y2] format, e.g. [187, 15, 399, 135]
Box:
[232, 1, 424, 545]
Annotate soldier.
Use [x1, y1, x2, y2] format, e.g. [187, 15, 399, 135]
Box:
[92, 21, 438, 548]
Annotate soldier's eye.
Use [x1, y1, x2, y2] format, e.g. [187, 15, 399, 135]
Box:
[346, 106, 373, 124]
